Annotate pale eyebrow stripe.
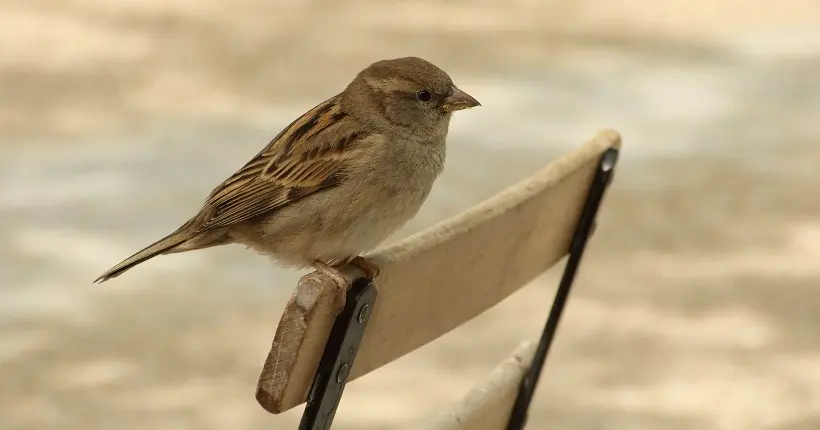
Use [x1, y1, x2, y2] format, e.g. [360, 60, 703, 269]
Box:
[364, 76, 417, 93]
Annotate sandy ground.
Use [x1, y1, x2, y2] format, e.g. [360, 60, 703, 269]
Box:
[1, 1, 820, 429]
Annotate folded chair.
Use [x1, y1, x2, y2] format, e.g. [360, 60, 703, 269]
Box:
[255, 129, 622, 429]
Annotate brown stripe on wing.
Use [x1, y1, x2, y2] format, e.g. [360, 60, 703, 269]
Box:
[277, 100, 336, 155]
[188, 94, 370, 233]
[206, 96, 341, 205]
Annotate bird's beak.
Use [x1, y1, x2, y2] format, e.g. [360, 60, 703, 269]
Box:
[441, 87, 481, 112]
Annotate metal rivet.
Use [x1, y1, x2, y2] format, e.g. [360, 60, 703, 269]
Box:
[357, 304, 370, 324]
[336, 363, 350, 383]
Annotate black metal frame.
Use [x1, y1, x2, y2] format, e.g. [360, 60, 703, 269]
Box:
[299, 278, 377, 430]
[298, 148, 618, 430]
[506, 148, 619, 430]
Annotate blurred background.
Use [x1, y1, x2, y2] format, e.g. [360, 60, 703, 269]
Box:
[1, 0, 819, 429]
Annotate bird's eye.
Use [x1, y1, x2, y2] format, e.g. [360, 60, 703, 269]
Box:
[416, 90, 432, 102]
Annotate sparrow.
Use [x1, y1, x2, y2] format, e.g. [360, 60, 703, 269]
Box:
[94, 56, 480, 286]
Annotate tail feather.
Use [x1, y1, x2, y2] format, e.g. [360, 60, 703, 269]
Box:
[94, 229, 192, 283]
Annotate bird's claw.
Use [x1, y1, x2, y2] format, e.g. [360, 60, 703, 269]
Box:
[347, 256, 380, 280]
[312, 260, 352, 310]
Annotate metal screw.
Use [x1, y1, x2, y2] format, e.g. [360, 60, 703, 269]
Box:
[336, 363, 350, 383]
[357, 304, 370, 324]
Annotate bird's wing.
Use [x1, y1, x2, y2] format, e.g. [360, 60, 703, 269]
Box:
[191, 94, 371, 232]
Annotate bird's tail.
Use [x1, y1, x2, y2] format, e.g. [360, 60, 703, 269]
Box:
[94, 228, 192, 283]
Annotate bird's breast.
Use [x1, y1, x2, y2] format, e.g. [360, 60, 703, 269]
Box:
[341, 139, 445, 235]
[367, 140, 444, 202]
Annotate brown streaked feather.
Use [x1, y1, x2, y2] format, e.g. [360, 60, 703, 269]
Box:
[192, 95, 370, 232]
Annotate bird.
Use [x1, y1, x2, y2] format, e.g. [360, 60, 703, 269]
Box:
[94, 56, 480, 287]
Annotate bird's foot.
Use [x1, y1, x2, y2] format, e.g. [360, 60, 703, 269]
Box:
[311, 257, 379, 311]
[346, 256, 380, 280]
[312, 260, 352, 310]
[312, 260, 352, 288]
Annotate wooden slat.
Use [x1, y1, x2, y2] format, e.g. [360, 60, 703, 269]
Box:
[256, 129, 622, 413]
[424, 341, 537, 430]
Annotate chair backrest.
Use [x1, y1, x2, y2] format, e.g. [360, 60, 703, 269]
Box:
[255, 129, 623, 416]
[424, 341, 536, 430]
